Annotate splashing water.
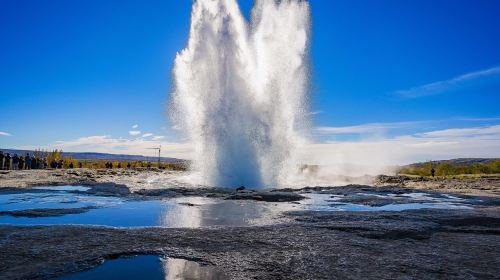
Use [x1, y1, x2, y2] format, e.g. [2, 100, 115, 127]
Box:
[171, 0, 310, 188]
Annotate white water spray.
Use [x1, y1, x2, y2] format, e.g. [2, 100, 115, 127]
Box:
[171, 0, 310, 188]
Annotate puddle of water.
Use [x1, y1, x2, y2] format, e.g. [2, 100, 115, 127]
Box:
[0, 189, 296, 227]
[0, 186, 475, 228]
[160, 197, 295, 228]
[326, 202, 470, 211]
[0, 199, 166, 227]
[59, 255, 227, 280]
[301, 193, 472, 211]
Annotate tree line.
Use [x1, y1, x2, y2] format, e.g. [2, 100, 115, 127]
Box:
[1, 149, 187, 171]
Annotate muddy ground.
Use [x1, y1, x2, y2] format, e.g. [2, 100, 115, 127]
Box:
[0, 169, 499, 279]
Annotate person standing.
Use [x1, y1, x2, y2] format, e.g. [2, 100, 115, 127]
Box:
[12, 154, 19, 170]
[31, 157, 37, 169]
[18, 155, 24, 170]
[5, 153, 11, 170]
[25, 153, 32, 170]
[0, 151, 4, 170]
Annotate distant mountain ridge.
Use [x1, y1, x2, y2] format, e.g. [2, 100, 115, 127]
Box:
[1, 149, 183, 163]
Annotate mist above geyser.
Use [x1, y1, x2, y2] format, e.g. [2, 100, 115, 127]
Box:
[171, 0, 310, 188]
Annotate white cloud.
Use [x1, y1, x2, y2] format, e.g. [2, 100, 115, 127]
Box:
[314, 121, 423, 135]
[416, 125, 500, 138]
[128, 130, 141, 136]
[0, 131, 12, 137]
[132, 124, 139, 129]
[152, 136, 165, 140]
[395, 66, 500, 98]
[141, 133, 154, 138]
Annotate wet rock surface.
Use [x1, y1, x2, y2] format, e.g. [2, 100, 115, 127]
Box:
[0, 206, 95, 218]
[0, 208, 499, 279]
[225, 191, 305, 202]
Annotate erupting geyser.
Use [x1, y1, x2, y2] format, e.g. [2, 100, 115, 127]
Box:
[171, 0, 310, 188]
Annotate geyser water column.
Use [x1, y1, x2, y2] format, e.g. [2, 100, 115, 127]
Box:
[171, 0, 310, 188]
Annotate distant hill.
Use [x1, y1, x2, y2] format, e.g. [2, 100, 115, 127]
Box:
[404, 158, 500, 168]
[1, 149, 184, 163]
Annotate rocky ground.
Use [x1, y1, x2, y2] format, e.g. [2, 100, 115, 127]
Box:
[1, 208, 499, 279]
[375, 174, 500, 197]
[0, 169, 499, 279]
[1, 168, 499, 197]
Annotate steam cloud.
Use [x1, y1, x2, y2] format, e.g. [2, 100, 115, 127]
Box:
[171, 0, 310, 188]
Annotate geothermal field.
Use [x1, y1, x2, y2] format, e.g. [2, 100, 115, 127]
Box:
[1, 0, 500, 279]
[0, 169, 499, 279]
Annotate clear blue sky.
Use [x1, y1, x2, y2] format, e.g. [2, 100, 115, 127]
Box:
[1, 0, 500, 160]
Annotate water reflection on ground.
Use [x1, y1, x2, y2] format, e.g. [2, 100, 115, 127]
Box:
[0, 187, 295, 227]
[59, 255, 227, 280]
[303, 192, 472, 211]
[0, 185, 474, 228]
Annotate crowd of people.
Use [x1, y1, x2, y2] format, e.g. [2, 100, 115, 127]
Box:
[0, 151, 76, 170]
[0, 150, 167, 170]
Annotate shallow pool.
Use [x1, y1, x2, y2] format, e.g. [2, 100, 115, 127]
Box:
[0, 187, 297, 227]
[0, 186, 474, 228]
[59, 255, 227, 280]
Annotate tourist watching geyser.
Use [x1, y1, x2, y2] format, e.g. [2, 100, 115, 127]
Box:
[25, 153, 32, 169]
[0, 151, 4, 170]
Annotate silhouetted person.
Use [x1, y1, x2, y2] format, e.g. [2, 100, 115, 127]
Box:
[31, 157, 38, 169]
[126, 163, 131, 169]
[69, 162, 74, 169]
[5, 153, 11, 170]
[0, 151, 4, 170]
[18, 156, 24, 170]
[57, 160, 63, 169]
[78, 162, 83, 168]
[25, 154, 32, 170]
[12, 154, 19, 170]
[50, 159, 57, 169]
[431, 168, 435, 177]
[117, 163, 121, 168]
